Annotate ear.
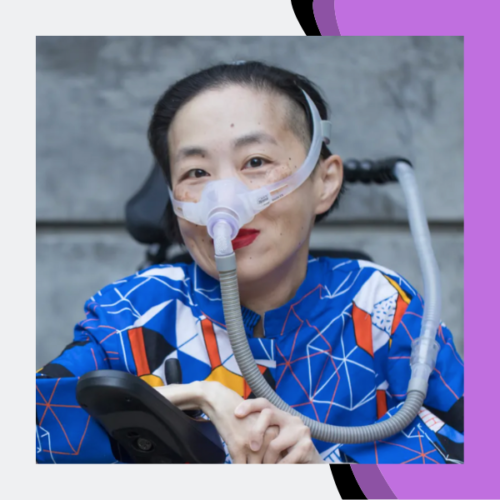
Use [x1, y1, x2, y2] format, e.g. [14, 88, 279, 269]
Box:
[313, 154, 343, 216]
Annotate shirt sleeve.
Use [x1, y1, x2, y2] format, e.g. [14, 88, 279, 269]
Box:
[36, 298, 122, 463]
[339, 283, 464, 464]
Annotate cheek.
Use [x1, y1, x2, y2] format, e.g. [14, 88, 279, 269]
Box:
[262, 194, 312, 241]
[177, 220, 208, 255]
[178, 220, 218, 278]
[179, 219, 206, 240]
[265, 164, 296, 183]
[174, 184, 198, 202]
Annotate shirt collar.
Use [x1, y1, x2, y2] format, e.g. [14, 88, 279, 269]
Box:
[190, 262, 258, 337]
[190, 257, 324, 338]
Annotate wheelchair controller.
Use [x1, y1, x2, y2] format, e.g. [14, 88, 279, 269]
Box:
[76, 359, 226, 464]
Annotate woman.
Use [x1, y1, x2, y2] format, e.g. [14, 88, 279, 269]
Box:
[36, 61, 464, 464]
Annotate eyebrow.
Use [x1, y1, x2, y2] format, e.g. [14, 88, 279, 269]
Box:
[174, 146, 209, 164]
[175, 132, 278, 164]
[232, 132, 278, 149]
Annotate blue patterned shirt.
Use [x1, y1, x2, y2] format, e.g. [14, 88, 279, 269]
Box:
[36, 257, 464, 464]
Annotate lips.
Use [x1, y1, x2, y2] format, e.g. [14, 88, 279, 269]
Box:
[232, 228, 260, 250]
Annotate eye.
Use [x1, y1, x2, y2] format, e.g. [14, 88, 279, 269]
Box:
[186, 169, 208, 179]
[245, 157, 268, 169]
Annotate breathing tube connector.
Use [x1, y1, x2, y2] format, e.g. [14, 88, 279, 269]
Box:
[214, 159, 441, 444]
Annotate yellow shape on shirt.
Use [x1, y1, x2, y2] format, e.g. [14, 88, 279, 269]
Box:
[205, 365, 245, 397]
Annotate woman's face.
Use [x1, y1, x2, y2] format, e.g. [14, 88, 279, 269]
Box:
[168, 85, 341, 284]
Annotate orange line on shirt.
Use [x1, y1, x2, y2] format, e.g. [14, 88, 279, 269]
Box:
[48, 379, 59, 403]
[306, 318, 332, 352]
[276, 345, 320, 421]
[75, 415, 91, 455]
[399, 320, 414, 341]
[99, 331, 117, 344]
[313, 353, 331, 397]
[128, 327, 150, 377]
[38, 379, 60, 427]
[37, 403, 81, 409]
[401, 449, 438, 464]
[38, 404, 50, 428]
[323, 365, 341, 423]
[47, 405, 77, 454]
[404, 311, 422, 319]
[291, 401, 313, 408]
[42, 450, 75, 455]
[36, 384, 48, 404]
[275, 364, 289, 389]
[287, 317, 304, 362]
[200, 310, 226, 329]
[80, 318, 98, 326]
[90, 348, 98, 370]
[277, 350, 327, 366]
[378, 439, 425, 454]
[433, 368, 459, 399]
[444, 341, 464, 367]
[201, 319, 222, 369]
[417, 430, 425, 464]
[437, 324, 445, 342]
[280, 285, 323, 336]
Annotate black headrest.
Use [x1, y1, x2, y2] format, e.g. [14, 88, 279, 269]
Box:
[125, 163, 171, 246]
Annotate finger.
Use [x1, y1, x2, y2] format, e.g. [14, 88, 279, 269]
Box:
[248, 408, 275, 451]
[234, 398, 274, 418]
[277, 437, 318, 464]
[277, 444, 307, 464]
[231, 451, 247, 464]
[246, 425, 279, 464]
[262, 428, 302, 464]
[262, 424, 280, 445]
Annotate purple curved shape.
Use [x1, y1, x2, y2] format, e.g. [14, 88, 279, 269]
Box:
[309, 0, 500, 499]
[351, 465, 397, 499]
[313, 0, 341, 35]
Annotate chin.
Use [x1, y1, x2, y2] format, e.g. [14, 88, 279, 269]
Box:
[234, 249, 275, 283]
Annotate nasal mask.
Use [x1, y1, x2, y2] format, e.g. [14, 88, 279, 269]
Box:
[169, 90, 441, 445]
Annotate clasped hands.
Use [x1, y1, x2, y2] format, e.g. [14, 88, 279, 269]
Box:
[155, 381, 323, 464]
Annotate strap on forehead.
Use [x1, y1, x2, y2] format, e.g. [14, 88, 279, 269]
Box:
[228, 62, 332, 146]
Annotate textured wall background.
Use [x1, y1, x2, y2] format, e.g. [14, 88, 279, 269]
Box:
[36, 36, 463, 368]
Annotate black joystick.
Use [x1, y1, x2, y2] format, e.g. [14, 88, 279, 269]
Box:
[76, 367, 225, 463]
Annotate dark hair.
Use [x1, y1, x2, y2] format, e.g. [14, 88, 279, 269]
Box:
[148, 61, 345, 244]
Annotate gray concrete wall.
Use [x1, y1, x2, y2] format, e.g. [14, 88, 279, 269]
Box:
[36, 36, 464, 368]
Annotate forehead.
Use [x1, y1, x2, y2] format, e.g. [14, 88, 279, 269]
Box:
[168, 85, 292, 151]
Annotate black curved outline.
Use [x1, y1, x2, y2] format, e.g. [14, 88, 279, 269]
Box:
[291, 0, 321, 35]
[330, 464, 367, 499]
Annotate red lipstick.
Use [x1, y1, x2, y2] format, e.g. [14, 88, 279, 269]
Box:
[231, 228, 260, 250]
